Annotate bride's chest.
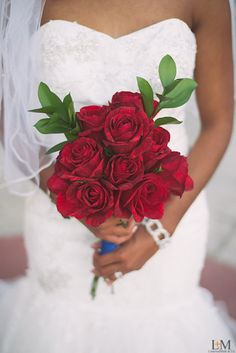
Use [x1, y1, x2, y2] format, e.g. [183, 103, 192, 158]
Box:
[32, 19, 197, 106]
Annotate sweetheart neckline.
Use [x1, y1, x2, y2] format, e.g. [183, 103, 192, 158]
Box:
[39, 17, 196, 44]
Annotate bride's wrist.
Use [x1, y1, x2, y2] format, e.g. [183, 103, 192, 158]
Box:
[159, 215, 176, 238]
[159, 195, 184, 236]
[140, 197, 182, 251]
[138, 224, 161, 252]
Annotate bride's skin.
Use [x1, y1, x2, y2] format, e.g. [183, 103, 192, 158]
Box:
[39, 0, 234, 284]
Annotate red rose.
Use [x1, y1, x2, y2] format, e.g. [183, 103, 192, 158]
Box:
[151, 127, 170, 152]
[76, 105, 109, 131]
[160, 151, 193, 196]
[56, 180, 114, 227]
[104, 154, 144, 190]
[115, 173, 169, 222]
[103, 106, 154, 156]
[76, 105, 109, 141]
[143, 127, 171, 171]
[184, 175, 194, 191]
[47, 158, 71, 195]
[110, 91, 159, 118]
[111, 91, 144, 110]
[56, 137, 105, 181]
[47, 173, 69, 195]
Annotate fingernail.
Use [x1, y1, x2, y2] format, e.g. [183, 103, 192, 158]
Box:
[91, 242, 100, 248]
[132, 225, 138, 234]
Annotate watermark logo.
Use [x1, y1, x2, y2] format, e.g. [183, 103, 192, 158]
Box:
[208, 339, 235, 353]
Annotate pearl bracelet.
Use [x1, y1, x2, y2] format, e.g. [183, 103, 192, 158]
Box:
[141, 217, 171, 249]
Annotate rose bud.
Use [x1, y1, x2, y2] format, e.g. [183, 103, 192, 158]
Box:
[76, 105, 110, 142]
[104, 154, 144, 190]
[110, 91, 159, 118]
[57, 180, 114, 227]
[115, 173, 169, 222]
[143, 127, 171, 171]
[160, 151, 194, 196]
[103, 106, 154, 157]
[57, 137, 105, 181]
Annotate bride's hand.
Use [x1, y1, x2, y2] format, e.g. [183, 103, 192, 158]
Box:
[88, 216, 137, 245]
[92, 225, 158, 283]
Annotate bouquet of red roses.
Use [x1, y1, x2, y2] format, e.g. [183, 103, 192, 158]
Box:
[31, 55, 196, 298]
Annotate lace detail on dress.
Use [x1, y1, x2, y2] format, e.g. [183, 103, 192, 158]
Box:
[33, 19, 196, 104]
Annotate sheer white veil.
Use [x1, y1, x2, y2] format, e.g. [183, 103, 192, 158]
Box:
[0, 0, 235, 197]
[0, 0, 51, 196]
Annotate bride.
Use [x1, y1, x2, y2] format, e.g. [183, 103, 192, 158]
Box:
[0, 0, 235, 352]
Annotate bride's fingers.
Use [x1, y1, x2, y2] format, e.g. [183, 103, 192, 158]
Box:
[103, 223, 138, 242]
[97, 234, 133, 244]
[91, 229, 135, 245]
[96, 216, 123, 230]
[90, 241, 101, 249]
[92, 263, 125, 278]
[97, 216, 134, 233]
[113, 222, 137, 237]
[93, 248, 120, 268]
[105, 273, 118, 284]
[118, 217, 136, 228]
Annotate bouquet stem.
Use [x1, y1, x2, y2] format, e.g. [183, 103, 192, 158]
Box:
[90, 275, 100, 300]
[90, 239, 120, 299]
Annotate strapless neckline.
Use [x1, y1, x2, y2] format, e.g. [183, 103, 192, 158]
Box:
[39, 17, 196, 44]
[34, 14, 197, 159]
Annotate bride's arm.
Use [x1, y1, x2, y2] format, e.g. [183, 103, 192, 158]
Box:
[159, 0, 234, 235]
[93, 0, 234, 282]
[0, 237, 27, 279]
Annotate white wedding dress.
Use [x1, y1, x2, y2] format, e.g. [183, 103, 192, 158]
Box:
[0, 18, 235, 353]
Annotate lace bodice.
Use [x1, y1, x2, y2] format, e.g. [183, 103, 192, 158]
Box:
[31, 18, 197, 154]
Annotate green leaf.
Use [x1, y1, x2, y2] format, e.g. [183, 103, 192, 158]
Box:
[47, 112, 65, 121]
[34, 118, 71, 134]
[38, 82, 69, 122]
[104, 147, 113, 157]
[38, 82, 62, 107]
[156, 93, 170, 102]
[153, 167, 162, 173]
[68, 102, 76, 126]
[63, 93, 76, 125]
[136, 77, 154, 117]
[34, 119, 49, 133]
[165, 78, 197, 99]
[154, 117, 182, 127]
[163, 79, 182, 95]
[64, 131, 78, 141]
[29, 106, 56, 114]
[63, 93, 73, 110]
[70, 126, 81, 135]
[46, 141, 68, 154]
[159, 78, 197, 109]
[159, 55, 176, 88]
